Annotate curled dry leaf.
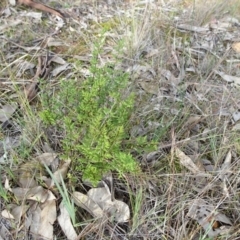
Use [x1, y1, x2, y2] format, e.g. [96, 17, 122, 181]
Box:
[73, 184, 130, 223]
[4, 177, 12, 192]
[58, 201, 77, 240]
[88, 186, 111, 209]
[109, 199, 130, 223]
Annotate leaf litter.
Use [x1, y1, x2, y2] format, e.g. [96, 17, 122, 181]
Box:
[1, 0, 240, 239]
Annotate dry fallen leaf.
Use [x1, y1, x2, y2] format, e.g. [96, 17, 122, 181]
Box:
[0, 104, 17, 123]
[139, 81, 159, 95]
[0, 217, 12, 239]
[17, 161, 41, 188]
[20, 11, 42, 20]
[176, 23, 208, 33]
[73, 182, 130, 223]
[219, 150, 232, 180]
[2, 204, 28, 222]
[232, 42, 240, 53]
[16, 60, 35, 77]
[12, 186, 49, 203]
[28, 205, 41, 238]
[9, 0, 16, 5]
[12, 187, 29, 201]
[58, 201, 78, 240]
[1, 209, 15, 220]
[46, 37, 65, 47]
[187, 199, 232, 237]
[0, 19, 21, 33]
[73, 191, 104, 218]
[50, 159, 71, 187]
[232, 110, 240, 122]
[27, 186, 49, 203]
[24, 81, 39, 102]
[36, 152, 58, 166]
[88, 184, 130, 222]
[52, 63, 71, 77]
[215, 70, 240, 85]
[175, 147, 203, 174]
[38, 200, 56, 239]
[51, 56, 66, 65]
